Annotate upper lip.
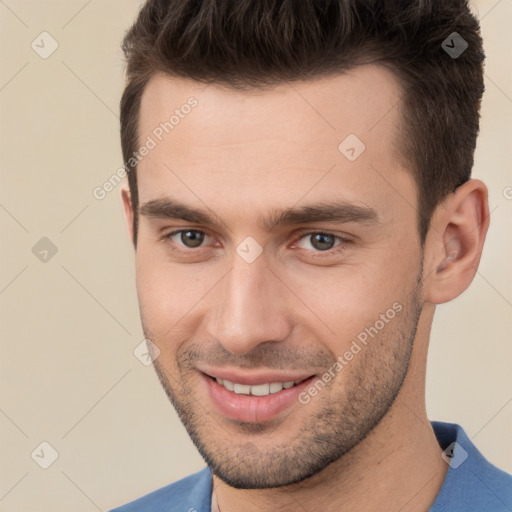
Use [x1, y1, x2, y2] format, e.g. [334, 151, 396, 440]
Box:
[198, 366, 316, 386]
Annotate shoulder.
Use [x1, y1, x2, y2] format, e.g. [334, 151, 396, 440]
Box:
[109, 466, 212, 512]
[430, 421, 512, 511]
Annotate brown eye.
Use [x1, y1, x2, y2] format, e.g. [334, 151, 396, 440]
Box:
[179, 230, 205, 247]
[167, 230, 207, 248]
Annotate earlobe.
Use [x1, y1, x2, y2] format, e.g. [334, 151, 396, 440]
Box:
[121, 187, 135, 247]
[424, 179, 489, 305]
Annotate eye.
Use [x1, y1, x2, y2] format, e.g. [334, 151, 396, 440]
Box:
[296, 232, 343, 252]
[166, 229, 210, 249]
[161, 229, 351, 261]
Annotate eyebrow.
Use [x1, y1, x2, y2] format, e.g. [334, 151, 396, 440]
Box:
[139, 197, 379, 232]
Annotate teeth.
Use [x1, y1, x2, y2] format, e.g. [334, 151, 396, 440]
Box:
[269, 382, 284, 393]
[233, 383, 251, 394]
[222, 379, 234, 391]
[214, 378, 298, 396]
[250, 383, 270, 396]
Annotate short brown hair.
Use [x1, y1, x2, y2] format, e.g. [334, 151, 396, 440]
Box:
[120, 0, 485, 243]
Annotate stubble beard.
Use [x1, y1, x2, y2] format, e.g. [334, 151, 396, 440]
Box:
[148, 277, 423, 489]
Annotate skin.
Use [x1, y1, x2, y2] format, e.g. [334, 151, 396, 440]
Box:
[121, 65, 489, 511]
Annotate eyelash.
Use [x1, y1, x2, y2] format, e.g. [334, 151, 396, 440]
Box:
[161, 229, 352, 259]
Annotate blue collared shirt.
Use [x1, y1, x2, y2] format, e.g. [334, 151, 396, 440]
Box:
[110, 421, 512, 511]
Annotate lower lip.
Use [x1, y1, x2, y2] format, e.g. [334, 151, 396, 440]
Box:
[202, 373, 316, 423]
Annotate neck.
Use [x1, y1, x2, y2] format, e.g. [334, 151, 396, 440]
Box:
[211, 310, 448, 512]
[212, 405, 447, 512]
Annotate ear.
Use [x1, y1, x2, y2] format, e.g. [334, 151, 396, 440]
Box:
[121, 187, 135, 248]
[423, 179, 490, 305]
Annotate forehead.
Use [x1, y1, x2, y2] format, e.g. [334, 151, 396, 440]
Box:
[139, 64, 402, 146]
[136, 65, 416, 229]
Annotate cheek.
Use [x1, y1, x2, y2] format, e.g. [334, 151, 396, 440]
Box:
[134, 247, 186, 336]
[134, 245, 217, 339]
[288, 253, 418, 352]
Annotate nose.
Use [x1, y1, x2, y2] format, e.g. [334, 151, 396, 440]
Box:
[207, 252, 292, 356]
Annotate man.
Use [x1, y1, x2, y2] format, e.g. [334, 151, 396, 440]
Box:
[111, 0, 512, 510]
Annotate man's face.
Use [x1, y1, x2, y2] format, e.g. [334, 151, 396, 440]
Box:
[129, 65, 425, 488]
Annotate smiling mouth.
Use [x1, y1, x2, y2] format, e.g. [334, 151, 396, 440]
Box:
[203, 373, 314, 397]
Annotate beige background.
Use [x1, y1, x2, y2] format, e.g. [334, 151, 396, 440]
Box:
[0, 1, 511, 510]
